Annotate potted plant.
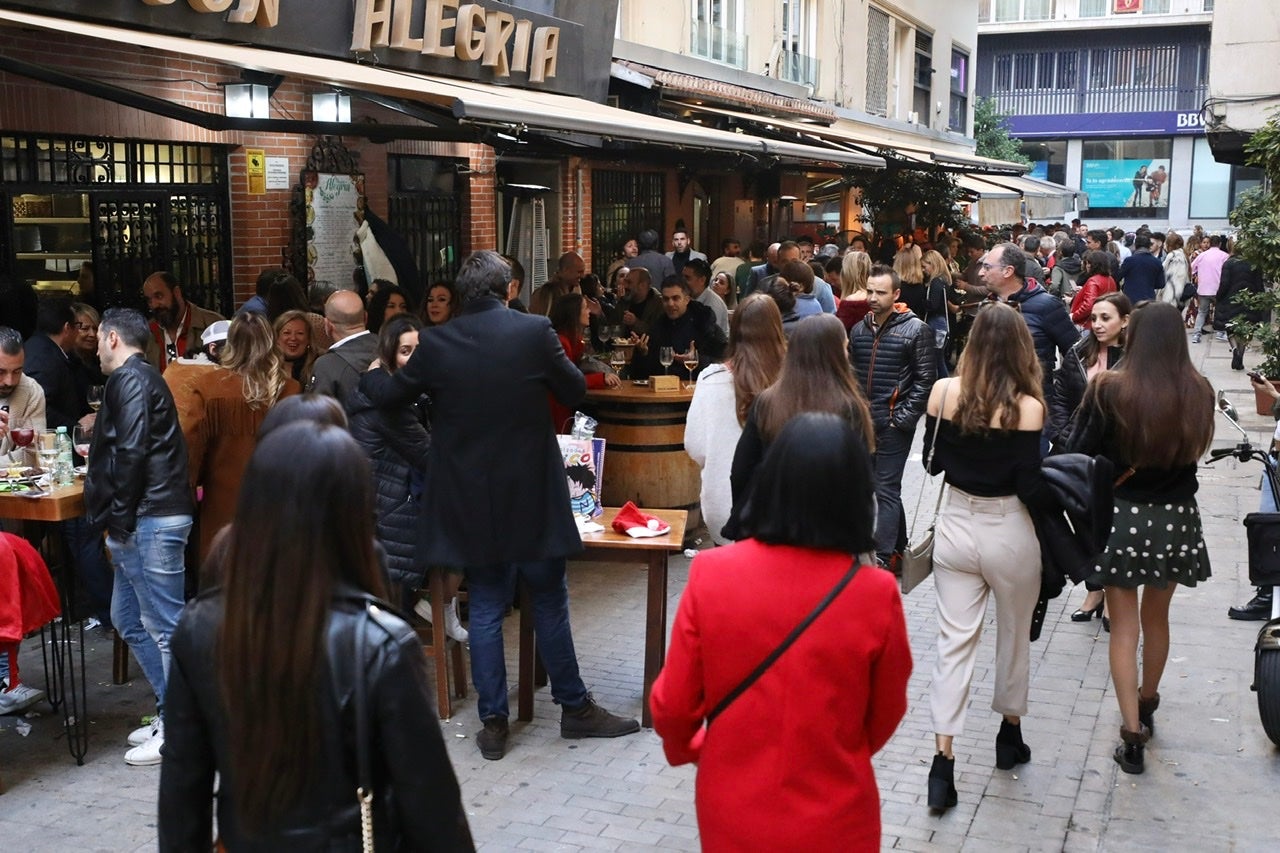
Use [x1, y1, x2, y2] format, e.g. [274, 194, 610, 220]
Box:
[1226, 113, 1280, 414]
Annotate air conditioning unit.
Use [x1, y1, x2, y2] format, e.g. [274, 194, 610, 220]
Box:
[907, 110, 920, 124]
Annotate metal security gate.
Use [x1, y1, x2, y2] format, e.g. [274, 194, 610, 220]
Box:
[591, 170, 664, 281]
[387, 192, 461, 293]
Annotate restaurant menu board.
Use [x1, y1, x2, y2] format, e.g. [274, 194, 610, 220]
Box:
[304, 171, 365, 286]
[558, 436, 606, 518]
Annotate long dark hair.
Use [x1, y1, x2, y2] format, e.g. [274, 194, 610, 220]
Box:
[1077, 291, 1132, 370]
[726, 294, 786, 426]
[218, 422, 386, 832]
[953, 303, 1044, 433]
[367, 284, 413, 334]
[738, 412, 876, 553]
[549, 292, 586, 340]
[1086, 301, 1213, 467]
[755, 314, 875, 451]
[378, 314, 423, 374]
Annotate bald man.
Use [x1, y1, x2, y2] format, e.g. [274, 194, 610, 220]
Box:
[529, 252, 585, 316]
[309, 289, 376, 403]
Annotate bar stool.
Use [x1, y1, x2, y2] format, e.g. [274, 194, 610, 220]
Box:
[413, 569, 467, 720]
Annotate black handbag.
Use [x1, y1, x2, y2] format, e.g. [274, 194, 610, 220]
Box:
[354, 605, 376, 853]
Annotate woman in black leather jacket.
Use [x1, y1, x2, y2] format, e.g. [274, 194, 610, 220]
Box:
[1050, 291, 1130, 624]
[159, 421, 472, 851]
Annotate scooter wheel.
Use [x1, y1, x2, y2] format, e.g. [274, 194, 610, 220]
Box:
[1257, 647, 1280, 747]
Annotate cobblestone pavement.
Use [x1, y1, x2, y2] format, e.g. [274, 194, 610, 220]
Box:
[2, 334, 1278, 851]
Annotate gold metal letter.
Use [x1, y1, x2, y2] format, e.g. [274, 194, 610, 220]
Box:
[391, 0, 423, 51]
[529, 26, 559, 83]
[511, 18, 532, 74]
[455, 4, 486, 62]
[187, 0, 234, 12]
[228, 0, 280, 27]
[423, 0, 459, 59]
[482, 11, 515, 76]
[351, 0, 393, 52]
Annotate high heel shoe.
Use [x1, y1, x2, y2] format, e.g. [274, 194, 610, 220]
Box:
[927, 752, 958, 811]
[1070, 603, 1104, 622]
[1114, 725, 1149, 775]
[1138, 693, 1160, 738]
[995, 719, 1032, 770]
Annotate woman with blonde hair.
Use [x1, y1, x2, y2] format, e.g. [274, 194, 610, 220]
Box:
[167, 312, 300, 560]
[273, 309, 318, 387]
[893, 246, 930, 323]
[922, 303, 1054, 812]
[836, 251, 872, 332]
[685, 294, 787, 544]
[920, 249, 953, 378]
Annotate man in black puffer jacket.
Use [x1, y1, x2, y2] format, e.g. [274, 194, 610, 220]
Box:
[849, 265, 937, 567]
[981, 243, 1080, 445]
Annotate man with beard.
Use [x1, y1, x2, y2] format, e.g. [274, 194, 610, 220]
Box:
[628, 277, 727, 380]
[141, 272, 225, 372]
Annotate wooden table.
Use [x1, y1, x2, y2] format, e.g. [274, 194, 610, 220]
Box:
[0, 482, 90, 763]
[582, 386, 700, 524]
[517, 506, 687, 729]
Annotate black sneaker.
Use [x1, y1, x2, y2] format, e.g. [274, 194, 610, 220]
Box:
[560, 695, 640, 739]
[477, 717, 509, 760]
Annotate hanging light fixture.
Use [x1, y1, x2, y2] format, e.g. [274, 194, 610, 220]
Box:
[312, 92, 352, 124]
[224, 83, 270, 119]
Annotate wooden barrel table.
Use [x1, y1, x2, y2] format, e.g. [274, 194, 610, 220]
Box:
[582, 384, 700, 529]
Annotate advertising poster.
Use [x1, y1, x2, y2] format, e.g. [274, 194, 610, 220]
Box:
[304, 171, 365, 286]
[557, 436, 606, 518]
[1080, 159, 1170, 209]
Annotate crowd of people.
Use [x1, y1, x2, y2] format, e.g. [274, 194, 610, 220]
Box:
[0, 215, 1256, 846]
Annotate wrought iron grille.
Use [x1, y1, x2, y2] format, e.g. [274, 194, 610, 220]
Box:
[387, 192, 461, 292]
[590, 171, 664, 281]
[0, 134, 223, 186]
[865, 8, 891, 118]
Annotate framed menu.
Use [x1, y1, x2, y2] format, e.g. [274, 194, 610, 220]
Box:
[303, 171, 365, 286]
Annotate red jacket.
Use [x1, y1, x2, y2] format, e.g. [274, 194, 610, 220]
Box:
[0, 533, 61, 688]
[550, 332, 607, 433]
[650, 540, 911, 852]
[1070, 274, 1117, 326]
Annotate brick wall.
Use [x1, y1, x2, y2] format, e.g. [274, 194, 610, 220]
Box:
[464, 144, 498, 254]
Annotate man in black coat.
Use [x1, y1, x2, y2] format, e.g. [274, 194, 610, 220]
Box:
[22, 297, 89, 431]
[628, 278, 728, 380]
[849, 265, 937, 566]
[359, 250, 639, 760]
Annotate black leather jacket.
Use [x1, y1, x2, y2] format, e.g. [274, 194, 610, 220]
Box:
[85, 353, 192, 538]
[159, 586, 474, 852]
[848, 308, 937, 433]
[1049, 335, 1123, 441]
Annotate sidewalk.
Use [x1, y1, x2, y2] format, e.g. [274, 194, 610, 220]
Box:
[0, 333, 1275, 852]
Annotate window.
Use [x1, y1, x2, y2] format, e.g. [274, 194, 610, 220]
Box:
[591, 171, 664, 281]
[913, 31, 933, 124]
[1018, 140, 1067, 185]
[949, 49, 968, 133]
[1143, 0, 1171, 12]
[691, 0, 746, 68]
[1080, 138, 1173, 215]
[1080, 0, 1107, 16]
[1190, 137, 1264, 219]
[780, 0, 819, 86]
[992, 0, 1050, 21]
[865, 7, 891, 117]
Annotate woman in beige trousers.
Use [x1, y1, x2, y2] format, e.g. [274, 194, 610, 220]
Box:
[919, 303, 1055, 812]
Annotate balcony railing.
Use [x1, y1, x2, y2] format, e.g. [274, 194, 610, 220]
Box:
[779, 49, 820, 88]
[690, 19, 747, 69]
[987, 83, 1207, 117]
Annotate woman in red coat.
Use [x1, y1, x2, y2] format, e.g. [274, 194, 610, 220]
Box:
[650, 412, 911, 852]
[548, 293, 619, 432]
[1070, 250, 1118, 327]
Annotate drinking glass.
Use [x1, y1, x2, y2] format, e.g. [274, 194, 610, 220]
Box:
[36, 429, 59, 473]
[659, 346, 674, 376]
[609, 347, 626, 376]
[74, 424, 92, 463]
[682, 345, 699, 389]
[87, 385, 104, 413]
[6, 419, 35, 466]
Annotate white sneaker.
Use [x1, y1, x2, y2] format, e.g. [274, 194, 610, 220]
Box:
[413, 597, 434, 624]
[0, 683, 45, 715]
[444, 597, 469, 643]
[124, 720, 164, 766]
[1215, 332, 1228, 342]
[127, 717, 159, 746]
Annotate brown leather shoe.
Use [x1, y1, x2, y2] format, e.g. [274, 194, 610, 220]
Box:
[477, 717, 509, 760]
[560, 696, 640, 739]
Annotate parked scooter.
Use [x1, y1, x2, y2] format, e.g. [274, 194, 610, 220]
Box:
[1207, 390, 1280, 746]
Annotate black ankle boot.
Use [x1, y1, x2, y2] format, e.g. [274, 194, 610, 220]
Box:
[1113, 726, 1149, 775]
[995, 719, 1031, 770]
[1232, 347, 1245, 371]
[1138, 694, 1160, 738]
[927, 752, 957, 811]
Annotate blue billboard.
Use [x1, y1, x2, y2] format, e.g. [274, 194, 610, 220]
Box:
[1080, 159, 1171, 209]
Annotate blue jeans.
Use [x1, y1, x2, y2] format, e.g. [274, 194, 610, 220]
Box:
[466, 558, 589, 721]
[107, 515, 192, 716]
[874, 425, 914, 560]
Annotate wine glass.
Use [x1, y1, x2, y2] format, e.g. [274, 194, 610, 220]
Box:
[86, 385, 104, 413]
[659, 346, 674, 376]
[73, 424, 92, 466]
[682, 344, 699, 389]
[8, 419, 35, 466]
[609, 346, 626, 376]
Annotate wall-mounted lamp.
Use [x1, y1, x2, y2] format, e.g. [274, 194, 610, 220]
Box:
[312, 92, 352, 124]
[224, 83, 269, 119]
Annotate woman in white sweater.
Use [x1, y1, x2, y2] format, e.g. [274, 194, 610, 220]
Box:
[1162, 232, 1189, 306]
[684, 295, 786, 544]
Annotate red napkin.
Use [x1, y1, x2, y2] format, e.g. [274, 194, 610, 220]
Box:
[611, 501, 671, 538]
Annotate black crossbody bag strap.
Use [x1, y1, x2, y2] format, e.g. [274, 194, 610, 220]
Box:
[705, 557, 860, 727]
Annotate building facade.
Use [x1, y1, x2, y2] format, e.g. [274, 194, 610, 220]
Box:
[1205, 0, 1280, 165]
[976, 0, 1259, 230]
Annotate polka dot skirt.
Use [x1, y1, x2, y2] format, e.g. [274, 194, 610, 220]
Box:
[1092, 497, 1211, 589]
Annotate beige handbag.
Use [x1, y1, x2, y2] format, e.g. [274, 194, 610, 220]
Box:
[903, 384, 948, 594]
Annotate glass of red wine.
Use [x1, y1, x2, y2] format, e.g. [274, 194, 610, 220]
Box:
[9, 420, 35, 464]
